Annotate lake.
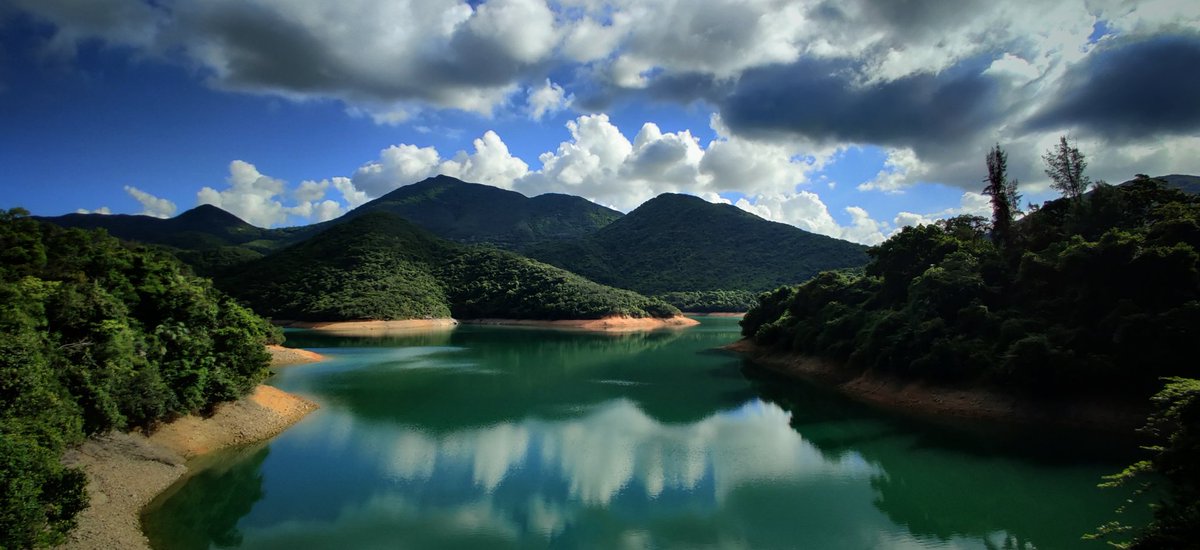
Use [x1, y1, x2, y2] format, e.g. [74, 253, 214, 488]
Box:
[142, 316, 1143, 549]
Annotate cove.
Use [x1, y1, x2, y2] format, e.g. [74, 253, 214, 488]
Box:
[142, 317, 1144, 549]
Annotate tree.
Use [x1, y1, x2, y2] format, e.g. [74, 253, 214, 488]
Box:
[1090, 378, 1200, 548]
[1043, 136, 1091, 200]
[983, 144, 1021, 248]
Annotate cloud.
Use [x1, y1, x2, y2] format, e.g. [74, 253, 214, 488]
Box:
[892, 192, 992, 230]
[123, 185, 176, 218]
[15, 0, 563, 118]
[1025, 34, 1200, 139]
[719, 57, 1002, 153]
[349, 132, 528, 198]
[197, 160, 340, 227]
[439, 130, 529, 189]
[293, 179, 329, 202]
[74, 206, 112, 215]
[858, 148, 926, 193]
[334, 114, 876, 242]
[525, 79, 572, 120]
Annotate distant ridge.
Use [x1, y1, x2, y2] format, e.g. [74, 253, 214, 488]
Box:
[1157, 174, 1200, 195]
[341, 175, 622, 248]
[527, 192, 869, 294]
[36, 204, 276, 249]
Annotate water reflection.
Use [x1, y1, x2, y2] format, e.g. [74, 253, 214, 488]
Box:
[143, 445, 270, 550]
[144, 319, 1139, 549]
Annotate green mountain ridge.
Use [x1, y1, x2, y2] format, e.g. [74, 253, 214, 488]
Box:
[333, 175, 623, 248]
[38, 176, 875, 300]
[219, 211, 679, 321]
[526, 192, 870, 294]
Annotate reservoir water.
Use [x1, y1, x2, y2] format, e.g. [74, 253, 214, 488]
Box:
[142, 317, 1143, 549]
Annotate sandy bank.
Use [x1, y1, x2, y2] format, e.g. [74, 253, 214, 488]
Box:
[461, 315, 701, 332]
[276, 318, 458, 336]
[267, 344, 326, 366]
[726, 339, 1147, 436]
[58, 385, 318, 550]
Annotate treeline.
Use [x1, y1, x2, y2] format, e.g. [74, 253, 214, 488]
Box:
[441, 248, 678, 320]
[220, 212, 680, 321]
[656, 290, 757, 313]
[740, 140, 1199, 546]
[0, 210, 278, 548]
[742, 174, 1198, 395]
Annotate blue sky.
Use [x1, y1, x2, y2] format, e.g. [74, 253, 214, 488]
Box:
[2, 1, 1198, 244]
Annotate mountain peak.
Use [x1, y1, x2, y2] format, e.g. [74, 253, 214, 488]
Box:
[352, 177, 621, 248]
[175, 203, 249, 224]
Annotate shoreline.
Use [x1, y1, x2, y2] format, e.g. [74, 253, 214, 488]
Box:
[279, 315, 702, 333]
[726, 339, 1148, 436]
[58, 351, 322, 550]
[460, 315, 701, 332]
[266, 344, 327, 366]
[682, 311, 745, 318]
[275, 318, 459, 336]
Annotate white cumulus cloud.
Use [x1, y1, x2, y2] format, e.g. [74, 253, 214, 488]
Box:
[123, 185, 176, 218]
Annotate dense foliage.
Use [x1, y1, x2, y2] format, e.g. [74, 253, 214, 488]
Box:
[441, 249, 678, 320]
[528, 193, 869, 295]
[221, 212, 679, 321]
[656, 290, 757, 313]
[1092, 377, 1200, 548]
[741, 176, 1200, 395]
[219, 213, 455, 321]
[0, 210, 277, 548]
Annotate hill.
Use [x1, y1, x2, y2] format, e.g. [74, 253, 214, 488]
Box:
[218, 212, 679, 322]
[339, 175, 622, 248]
[0, 209, 277, 547]
[741, 176, 1200, 394]
[525, 193, 869, 295]
[35, 204, 295, 251]
[35, 205, 311, 276]
[1157, 174, 1200, 195]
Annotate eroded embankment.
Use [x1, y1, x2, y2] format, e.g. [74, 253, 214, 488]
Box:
[726, 339, 1148, 436]
[58, 354, 321, 550]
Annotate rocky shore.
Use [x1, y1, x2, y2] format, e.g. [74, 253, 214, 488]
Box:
[57, 353, 321, 550]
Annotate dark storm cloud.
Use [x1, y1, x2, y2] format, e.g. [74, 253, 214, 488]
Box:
[185, 2, 545, 105]
[718, 57, 1003, 152]
[190, 4, 344, 94]
[1026, 34, 1200, 138]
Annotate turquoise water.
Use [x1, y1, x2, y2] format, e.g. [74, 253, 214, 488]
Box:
[143, 317, 1143, 549]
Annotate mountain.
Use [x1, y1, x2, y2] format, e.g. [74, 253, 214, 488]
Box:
[340, 175, 622, 248]
[1158, 174, 1200, 195]
[36, 205, 312, 275]
[526, 193, 870, 295]
[37, 204, 285, 250]
[218, 212, 679, 321]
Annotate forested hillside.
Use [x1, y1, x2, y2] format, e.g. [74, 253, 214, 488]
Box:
[37, 205, 307, 276]
[738, 147, 1200, 548]
[0, 209, 277, 548]
[40, 178, 869, 302]
[741, 175, 1199, 394]
[527, 193, 869, 295]
[339, 175, 622, 248]
[219, 212, 679, 321]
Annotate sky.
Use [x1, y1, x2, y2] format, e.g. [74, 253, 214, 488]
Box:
[1, 1, 1199, 245]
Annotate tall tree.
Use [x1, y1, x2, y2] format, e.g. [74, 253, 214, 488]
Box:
[1042, 136, 1091, 200]
[983, 144, 1020, 248]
